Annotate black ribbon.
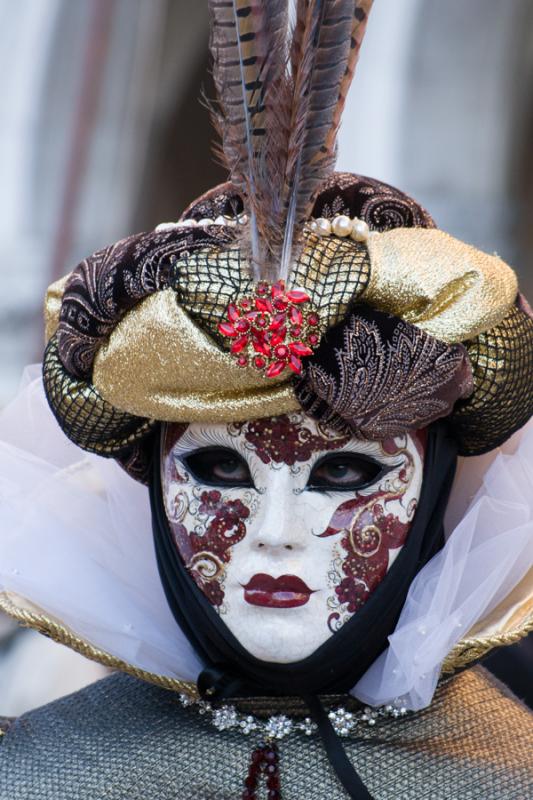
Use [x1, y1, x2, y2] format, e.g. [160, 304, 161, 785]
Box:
[150, 422, 457, 797]
[304, 694, 375, 800]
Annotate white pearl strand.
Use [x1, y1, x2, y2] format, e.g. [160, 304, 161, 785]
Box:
[155, 214, 248, 232]
[156, 213, 370, 242]
[307, 214, 370, 243]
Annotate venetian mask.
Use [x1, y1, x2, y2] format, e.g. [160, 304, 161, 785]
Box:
[161, 413, 425, 663]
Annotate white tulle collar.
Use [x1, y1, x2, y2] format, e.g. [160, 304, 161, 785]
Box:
[0, 367, 532, 710]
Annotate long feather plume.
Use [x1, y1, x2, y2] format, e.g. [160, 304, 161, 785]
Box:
[208, 0, 291, 280]
[279, 0, 373, 283]
[208, 0, 373, 284]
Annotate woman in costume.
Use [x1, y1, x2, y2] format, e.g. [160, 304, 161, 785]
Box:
[1, 2, 532, 798]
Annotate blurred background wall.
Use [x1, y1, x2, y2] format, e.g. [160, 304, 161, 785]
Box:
[0, 0, 532, 714]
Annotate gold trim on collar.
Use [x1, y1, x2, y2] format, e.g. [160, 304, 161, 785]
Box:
[0, 593, 198, 699]
[2, 585, 531, 695]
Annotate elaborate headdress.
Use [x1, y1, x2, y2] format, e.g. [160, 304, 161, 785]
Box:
[42, 1, 533, 485]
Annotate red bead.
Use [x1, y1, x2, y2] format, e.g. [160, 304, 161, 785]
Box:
[240, 298, 251, 310]
[252, 336, 271, 357]
[255, 314, 268, 328]
[289, 306, 303, 326]
[255, 297, 273, 313]
[251, 750, 263, 764]
[290, 325, 302, 338]
[308, 333, 319, 346]
[288, 354, 303, 374]
[267, 775, 280, 790]
[256, 282, 269, 296]
[227, 303, 240, 323]
[289, 342, 313, 357]
[271, 280, 285, 298]
[273, 344, 289, 360]
[286, 289, 310, 304]
[236, 355, 248, 367]
[307, 312, 319, 326]
[266, 360, 287, 378]
[269, 329, 286, 347]
[235, 318, 250, 333]
[253, 356, 266, 370]
[273, 297, 288, 311]
[245, 775, 256, 789]
[231, 335, 249, 354]
[218, 322, 237, 338]
[268, 312, 287, 332]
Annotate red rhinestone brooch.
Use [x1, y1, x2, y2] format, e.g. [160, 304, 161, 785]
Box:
[218, 280, 321, 378]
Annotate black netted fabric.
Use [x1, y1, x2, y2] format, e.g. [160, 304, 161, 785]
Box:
[451, 303, 533, 455]
[173, 231, 371, 345]
[43, 334, 156, 458]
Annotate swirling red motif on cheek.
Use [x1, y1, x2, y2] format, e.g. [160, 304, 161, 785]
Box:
[319, 443, 418, 628]
[173, 490, 250, 607]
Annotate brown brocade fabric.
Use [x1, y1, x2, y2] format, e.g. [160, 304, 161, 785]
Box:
[57, 224, 236, 379]
[312, 172, 436, 230]
[183, 172, 437, 232]
[296, 308, 473, 439]
[1, 667, 532, 799]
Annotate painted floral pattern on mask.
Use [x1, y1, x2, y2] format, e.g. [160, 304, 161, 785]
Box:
[320, 438, 418, 631]
[166, 481, 252, 607]
[229, 413, 351, 466]
[189, 490, 250, 606]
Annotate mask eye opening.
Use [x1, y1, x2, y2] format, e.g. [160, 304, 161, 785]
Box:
[306, 452, 392, 492]
[183, 446, 254, 488]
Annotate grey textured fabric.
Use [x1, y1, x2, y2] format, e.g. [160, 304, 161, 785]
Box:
[0, 666, 532, 799]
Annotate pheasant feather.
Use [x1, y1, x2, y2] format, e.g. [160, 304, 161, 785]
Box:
[280, 0, 373, 282]
[208, 0, 373, 283]
[208, 0, 290, 280]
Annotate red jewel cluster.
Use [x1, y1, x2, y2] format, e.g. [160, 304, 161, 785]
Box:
[242, 742, 281, 800]
[218, 279, 320, 378]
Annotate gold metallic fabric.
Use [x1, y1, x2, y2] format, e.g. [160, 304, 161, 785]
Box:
[450, 303, 533, 455]
[44, 274, 69, 342]
[92, 290, 300, 423]
[365, 228, 518, 343]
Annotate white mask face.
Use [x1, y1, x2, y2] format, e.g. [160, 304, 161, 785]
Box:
[161, 413, 425, 663]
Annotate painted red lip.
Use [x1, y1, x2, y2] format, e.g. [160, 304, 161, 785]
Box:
[242, 573, 315, 608]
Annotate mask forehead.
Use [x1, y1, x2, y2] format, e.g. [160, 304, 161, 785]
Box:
[161, 414, 425, 663]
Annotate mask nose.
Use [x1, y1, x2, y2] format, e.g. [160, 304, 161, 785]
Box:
[252, 473, 306, 552]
